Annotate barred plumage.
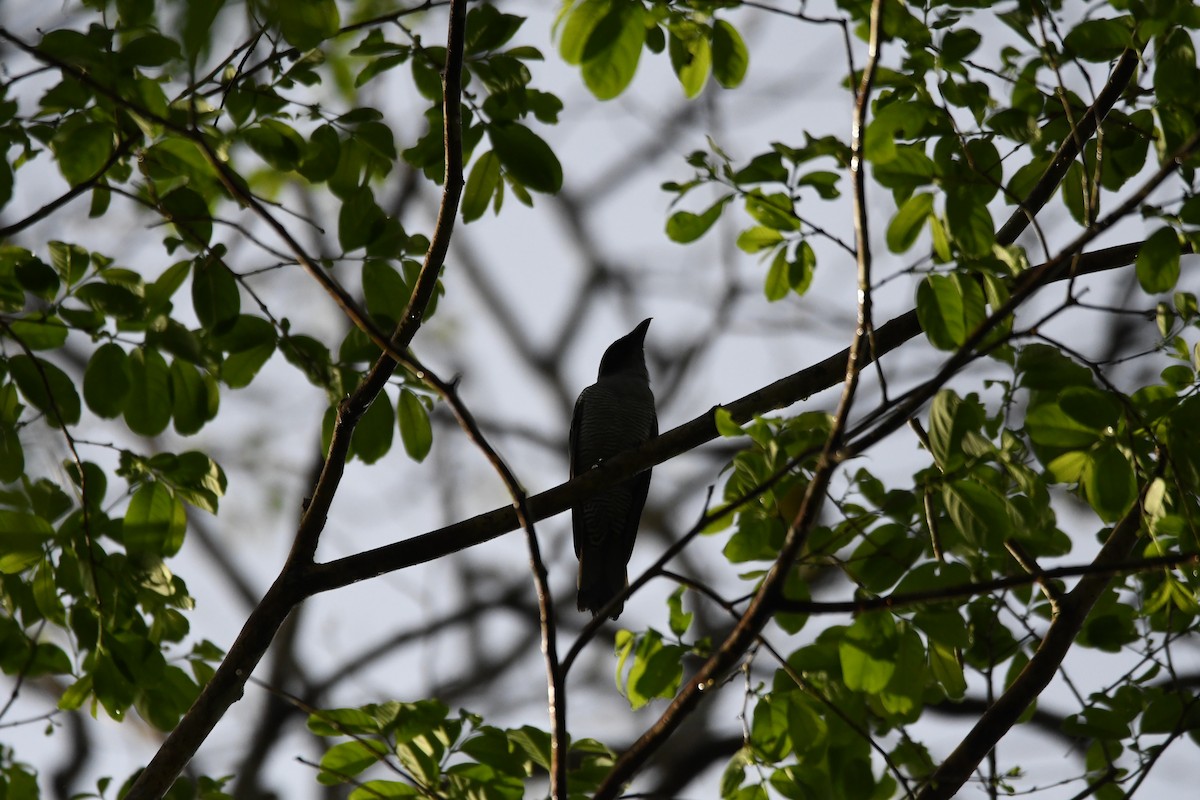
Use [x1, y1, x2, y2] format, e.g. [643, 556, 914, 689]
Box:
[570, 318, 657, 619]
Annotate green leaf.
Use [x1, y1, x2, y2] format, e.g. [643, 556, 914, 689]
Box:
[0, 425, 23, 483]
[1083, 444, 1137, 522]
[625, 629, 684, 709]
[339, 187, 387, 253]
[929, 640, 966, 699]
[744, 192, 799, 232]
[764, 248, 790, 302]
[120, 32, 182, 67]
[847, 523, 921, 593]
[462, 151, 502, 223]
[158, 451, 227, 513]
[353, 392, 395, 464]
[465, 4, 525, 54]
[667, 587, 693, 636]
[489, 123, 562, 194]
[53, 121, 114, 187]
[48, 241, 90, 284]
[840, 613, 897, 693]
[348, 781, 419, 799]
[362, 260, 410, 323]
[736, 226, 784, 253]
[0, 510, 55, 573]
[281, 334, 335, 391]
[887, 193, 933, 253]
[353, 120, 397, 164]
[319, 740, 389, 785]
[192, 256, 240, 333]
[397, 389, 433, 462]
[124, 481, 186, 557]
[1155, 29, 1200, 106]
[270, 0, 339, 49]
[219, 316, 277, 389]
[244, 120, 305, 171]
[299, 124, 342, 183]
[84, 342, 133, 418]
[916, 273, 986, 350]
[306, 707, 382, 737]
[14, 254, 60, 300]
[8, 354, 81, 427]
[864, 101, 930, 164]
[125, 348, 173, 437]
[59, 675, 94, 712]
[946, 190, 995, 257]
[750, 694, 792, 762]
[0, 160, 11, 212]
[714, 406, 744, 437]
[576, 1, 646, 100]
[763, 242, 816, 302]
[711, 20, 748, 89]
[75, 281, 143, 320]
[3, 317, 69, 350]
[1063, 16, 1134, 62]
[160, 187, 212, 248]
[788, 241, 816, 297]
[1136, 227, 1180, 294]
[1058, 387, 1121, 431]
[558, 0, 612, 64]
[942, 479, 1012, 547]
[669, 27, 711, 98]
[926, 390, 983, 472]
[666, 195, 729, 243]
[182, 0, 226, 59]
[1017, 344, 1094, 389]
[941, 29, 982, 63]
[1026, 402, 1102, 449]
[170, 360, 216, 436]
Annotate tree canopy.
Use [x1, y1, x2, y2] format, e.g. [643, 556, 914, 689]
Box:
[2, 1, 1200, 799]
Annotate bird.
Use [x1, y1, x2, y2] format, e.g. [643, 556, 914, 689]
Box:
[570, 318, 658, 619]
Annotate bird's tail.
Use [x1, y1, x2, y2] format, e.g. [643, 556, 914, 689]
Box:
[577, 549, 627, 620]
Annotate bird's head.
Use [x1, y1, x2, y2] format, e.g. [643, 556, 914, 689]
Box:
[597, 318, 652, 379]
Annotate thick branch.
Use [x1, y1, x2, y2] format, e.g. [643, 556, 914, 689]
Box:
[915, 483, 1152, 799]
[122, 2, 469, 796]
[995, 49, 1140, 247]
[304, 240, 1147, 595]
[592, 5, 886, 794]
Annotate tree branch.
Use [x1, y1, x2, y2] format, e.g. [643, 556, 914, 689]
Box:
[590, 4, 888, 795]
[302, 238, 1156, 595]
[995, 49, 1140, 247]
[915, 478, 1154, 799]
[122, 1, 470, 795]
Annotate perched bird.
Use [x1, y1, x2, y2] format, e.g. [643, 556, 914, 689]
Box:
[570, 318, 657, 619]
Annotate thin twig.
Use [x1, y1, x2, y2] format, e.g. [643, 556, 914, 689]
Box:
[914, 474, 1156, 800]
[591, 5, 887, 796]
[1004, 539, 1063, 612]
[120, 3, 472, 796]
[0, 138, 132, 239]
[303, 238, 1165, 597]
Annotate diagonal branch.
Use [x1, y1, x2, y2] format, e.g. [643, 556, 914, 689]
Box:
[995, 49, 1140, 247]
[302, 238, 1157, 596]
[122, 2, 470, 796]
[915, 477, 1154, 799]
[590, 4, 887, 795]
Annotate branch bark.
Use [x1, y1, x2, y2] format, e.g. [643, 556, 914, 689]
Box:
[915, 480, 1153, 799]
[122, 1, 469, 794]
[303, 238, 1150, 596]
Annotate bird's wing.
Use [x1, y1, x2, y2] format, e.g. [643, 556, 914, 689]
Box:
[569, 389, 589, 559]
[616, 408, 656, 565]
[568, 389, 587, 480]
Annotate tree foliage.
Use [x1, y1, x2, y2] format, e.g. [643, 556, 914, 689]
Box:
[2, 0, 1200, 799]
